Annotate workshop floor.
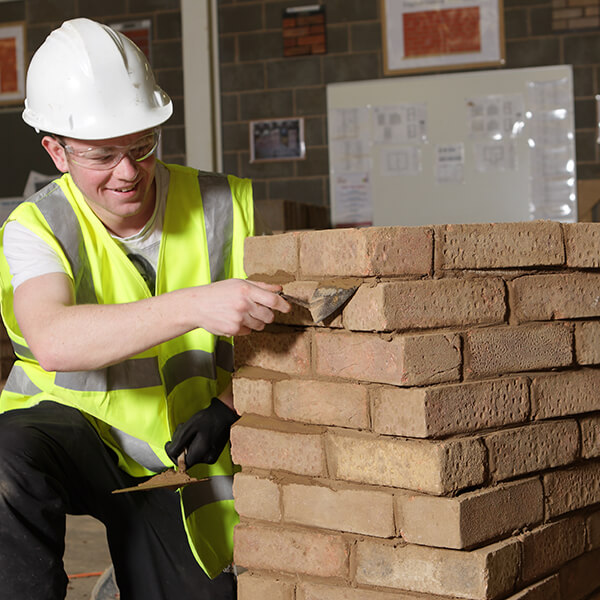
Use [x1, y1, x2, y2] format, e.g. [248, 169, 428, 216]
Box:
[65, 515, 112, 600]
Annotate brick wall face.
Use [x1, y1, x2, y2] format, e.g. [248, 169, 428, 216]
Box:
[232, 221, 600, 600]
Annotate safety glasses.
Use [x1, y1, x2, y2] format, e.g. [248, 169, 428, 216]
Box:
[55, 130, 160, 171]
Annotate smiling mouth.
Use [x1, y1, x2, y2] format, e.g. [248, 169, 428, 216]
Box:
[112, 183, 138, 193]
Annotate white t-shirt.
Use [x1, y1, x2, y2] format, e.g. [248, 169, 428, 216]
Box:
[4, 163, 170, 295]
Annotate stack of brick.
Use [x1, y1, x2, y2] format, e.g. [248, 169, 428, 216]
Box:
[230, 221, 600, 600]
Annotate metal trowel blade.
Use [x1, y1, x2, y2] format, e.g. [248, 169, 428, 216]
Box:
[308, 285, 358, 322]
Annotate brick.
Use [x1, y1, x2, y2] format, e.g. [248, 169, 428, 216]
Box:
[297, 582, 442, 600]
[232, 367, 278, 416]
[559, 548, 600, 600]
[465, 323, 573, 378]
[510, 273, 600, 322]
[531, 368, 600, 419]
[438, 222, 565, 270]
[575, 321, 600, 365]
[299, 227, 433, 277]
[372, 377, 529, 438]
[237, 572, 295, 600]
[282, 482, 394, 538]
[581, 415, 600, 458]
[244, 233, 299, 278]
[234, 523, 349, 578]
[485, 420, 579, 481]
[396, 478, 543, 550]
[343, 278, 506, 332]
[354, 537, 520, 599]
[326, 430, 485, 495]
[234, 329, 311, 375]
[230, 415, 326, 477]
[315, 330, 461, 386]
[521, 516, 586, 582]
[587, 510, 600, 549]
[544, 461, 600, 518]
[274, 379, 369, 428]
[505, 575, 560, 600]
[233, 473, 281, 522]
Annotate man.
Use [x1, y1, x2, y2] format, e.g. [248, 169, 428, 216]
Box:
[0, 17, 289, 600]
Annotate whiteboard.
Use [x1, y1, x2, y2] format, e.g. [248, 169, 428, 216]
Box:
[326, 66, 577, 227]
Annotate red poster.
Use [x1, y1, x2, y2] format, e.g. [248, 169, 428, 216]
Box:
[0, 37, 18, 93]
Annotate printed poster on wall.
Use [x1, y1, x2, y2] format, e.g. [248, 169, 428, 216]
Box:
[382, 0, 504, 75]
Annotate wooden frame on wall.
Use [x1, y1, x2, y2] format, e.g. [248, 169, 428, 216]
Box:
[0, 22, 26, 105]
[381, 0, 505, 76]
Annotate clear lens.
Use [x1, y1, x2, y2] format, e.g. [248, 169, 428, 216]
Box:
[61, 131, 159, 170]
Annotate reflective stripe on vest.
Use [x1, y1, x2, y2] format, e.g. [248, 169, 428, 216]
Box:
[4, 364, 42, 396]
[181, 475, 235, 519]
[109, 426, 166, 473]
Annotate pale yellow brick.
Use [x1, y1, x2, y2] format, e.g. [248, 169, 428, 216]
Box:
[531, 368, 600, 419]
[465, 322, 573, 379]
[232, 367, 276, 416]
[274, 379, 369, 429]
[510, 273, 600, 322]
[485, 420, 579, 481]
[520, 516, 586, 583]
[505, 575, 560, 600]
[244, 232, 300, 278]
[580, 415, 600, 458]
[575, 322, 600, 365]
[237, 572, 295, 600]
[564, 222, 600, 267]
[355, 537, 520, 599]
[298, 581, 441, 600]
[233, 473, 281, 522]
[544, 461, 600, 518]
[396, 478, 543, 549]
[372, 377, 529, 438]
[326, 430, 485, 495]
[282, 482, 394, 537]
[438, 222, 564, 270]
[342, 278, 506, 331]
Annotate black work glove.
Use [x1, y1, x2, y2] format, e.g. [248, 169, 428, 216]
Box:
[165, 398, 240, 469]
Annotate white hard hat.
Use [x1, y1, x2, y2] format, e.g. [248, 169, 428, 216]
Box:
[22, 18, 173, 139]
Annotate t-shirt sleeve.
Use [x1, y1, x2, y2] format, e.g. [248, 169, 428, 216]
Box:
[3, 220, 67, 290]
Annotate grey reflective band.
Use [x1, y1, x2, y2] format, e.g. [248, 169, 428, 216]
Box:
[10, 340, 35, 360]
[216, 339, 234, 373]
[55, 357, 162, 392]
[109, 426, 167, 473]
[33, 184, 97, 305]
[162, 349, 216, 396]
[181, 475, 235, 519]
[198, 172, 234, 282]
[3, 364, 42, 396]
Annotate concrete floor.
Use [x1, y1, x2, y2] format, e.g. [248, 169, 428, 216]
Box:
[64, 515, 112, 600]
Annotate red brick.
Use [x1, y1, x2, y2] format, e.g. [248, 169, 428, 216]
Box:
[564, 222, 600, 267]
[510, 273, 600, 322]
[244, 232, 299, 278]
[372, 377, 529, 438]
[315, 330, 461, 386]
[234, 329, 311, 375]
[465, 322, 573, 378]
[520, 516, 586, 583]
[233, 473, 281, 522]
[237, 572, 295, 600]
[484, 420, 579, 481]
[274, 379, 369, 428]
[282, 482, 394, 537]
[230, 415, 326, 477]
[299, 226, 433, 277]
[438, 222, 564, 270]
[343, 278, 506, 331]
[234, 523, 349, 578]
[543, 461, 600, 518]
[397, 478, 543, 550]
[531, 368, 600, 419]
[354, 537, 520, 598]
[326, 430, 485, 495]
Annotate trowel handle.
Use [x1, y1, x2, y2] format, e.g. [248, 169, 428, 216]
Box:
[177, 451, 188, 474]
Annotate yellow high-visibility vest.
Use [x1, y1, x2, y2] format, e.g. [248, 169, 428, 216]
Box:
[0, 162, 253, 577]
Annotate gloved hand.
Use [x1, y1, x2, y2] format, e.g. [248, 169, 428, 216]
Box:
[165, 398, 240, 468]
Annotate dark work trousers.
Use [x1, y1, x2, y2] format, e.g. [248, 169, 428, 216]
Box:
[0, 401, 236, 600]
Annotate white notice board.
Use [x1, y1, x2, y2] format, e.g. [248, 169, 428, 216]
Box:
[326, 66, 577, 228]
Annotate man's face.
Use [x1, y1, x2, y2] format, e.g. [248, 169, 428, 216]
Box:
[42, 130, 157, 234]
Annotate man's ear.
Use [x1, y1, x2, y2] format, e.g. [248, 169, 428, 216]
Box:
[41, 136, 69, 173]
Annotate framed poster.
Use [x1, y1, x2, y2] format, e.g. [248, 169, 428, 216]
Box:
[381, 0, 505, 75]
[0, 22, 25, 105]
[249, 117, 306, 163]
